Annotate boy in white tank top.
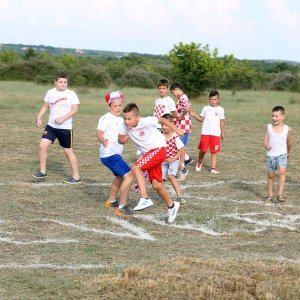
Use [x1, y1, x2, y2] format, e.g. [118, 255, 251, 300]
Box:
[263, 106, 292, 202]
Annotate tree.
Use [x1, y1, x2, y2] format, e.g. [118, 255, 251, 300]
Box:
[168, 42, 224, 97]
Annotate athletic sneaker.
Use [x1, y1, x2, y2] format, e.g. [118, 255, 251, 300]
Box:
[195, 162, 202, 172]
[176, 197, 186, 204]
[63, 177, 82, 184]
[133, 198, 153, 211]
[184, 157, 194, 167]
[210, 168, 219, 174]
[177, 169, 188, 181]
[115, 205, 133, 216]
[168, 201, 180, 223]
[105, 199, 119, 209]
[32, 171, 47, 179]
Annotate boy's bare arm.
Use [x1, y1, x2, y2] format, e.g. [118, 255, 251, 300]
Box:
[54, 104, 78, 124]
[263, 132, 271, 151]
[220, 119, 225, 141]
[96, 130, 108, 147]
[190, 110, 204, 122]
[287, 127, 292, 158]
[36, 102, 49, 128]
[158, 117, 184, 137]
[167, 147, 184, 163]
[171, 110, 178, 118]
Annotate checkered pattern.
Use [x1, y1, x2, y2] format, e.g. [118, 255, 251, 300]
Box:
[154, 104, 166, 118]
[174, 94, 192, 133]
[166, 135, 180, 159]
[136, 148, 162, 168]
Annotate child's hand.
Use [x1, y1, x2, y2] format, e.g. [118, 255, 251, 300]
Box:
[118, 134, 130, 144]
[36, 118, 43, 128]
[178, 129, 184, 138]
[189, 110, 196, 117]
[102, 139, 109, 147]
[54, 117, 64, 124]
[266, 146, 272, 151]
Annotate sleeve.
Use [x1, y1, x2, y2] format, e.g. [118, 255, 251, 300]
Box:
[200, 106, 206, 117]
[119, 120, 127, 135]
[168, 98, 176, 112]
[70, 91, 80, 105]
[175, 135, 184, 149]
[220, 107, 225, 119]
[97, 115, 108, 131]
[180, 95, 191, 111]
[44, 90, 51, 103]
[143, 116, 159, 127]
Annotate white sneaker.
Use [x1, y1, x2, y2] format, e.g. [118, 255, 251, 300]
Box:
[195, 162, 202, 172]
[168, 201, 180, 223]
[133, 198, 153, 211]
[210, 168, 220, 174]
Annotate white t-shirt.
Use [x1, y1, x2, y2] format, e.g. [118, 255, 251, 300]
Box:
[266, 124, 289, 157]
[200, 105, 225, 136]
[44, 88, 80, 129]
[97, 112, 124, 158]
[154, 96, 176, 129]
[120, 116, 166, 154]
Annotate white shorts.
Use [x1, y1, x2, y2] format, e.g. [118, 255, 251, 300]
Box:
[162, 159, 180, 181]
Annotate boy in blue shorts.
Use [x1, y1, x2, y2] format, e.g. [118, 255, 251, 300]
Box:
[263, 106, 292, 202]
[32, 71, 81, 184]
[97, 91, 134, 216]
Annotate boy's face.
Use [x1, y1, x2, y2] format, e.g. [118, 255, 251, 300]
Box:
[162, 123, 171, 134]
[209, 95, 219, 107]
[272, 111, 285, 125]
[123, 111, 140, 128]
[158, 85, 169, 98]
[109, 100, 123, 116]
[55, 77, 68, 91]
[171, 88, 181, 99]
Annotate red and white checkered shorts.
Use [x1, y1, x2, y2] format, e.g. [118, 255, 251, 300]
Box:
[135, 148, 166, 183]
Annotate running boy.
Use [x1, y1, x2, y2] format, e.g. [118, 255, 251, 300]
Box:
[190, 90, 225, 174]
[119, 103, 184, 223]
[32, 71, 81, 184]
[97, 91, 134, 216]
[162, 114, 186, 204]
[263, 106, 292, 202]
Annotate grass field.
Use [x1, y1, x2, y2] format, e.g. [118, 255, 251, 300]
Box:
[0, 81, 299, 299]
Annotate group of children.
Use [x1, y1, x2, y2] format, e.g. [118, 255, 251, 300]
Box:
[33, 71, 292, 223]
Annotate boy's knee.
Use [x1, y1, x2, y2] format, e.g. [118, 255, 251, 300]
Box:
[152, 180, 162, 191]
[268, 172, 275, 179]
[132, 165, 140, 173]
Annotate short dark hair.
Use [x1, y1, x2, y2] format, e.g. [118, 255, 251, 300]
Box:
[209, 90, 219, 98]
[272, 106, 285, 114]
[162, 113, 174, 122]
[123, 103, 139, 115]
[56, 71, 68, 81]
[170, 82, 182, 91]
[157, 78, 169, 88]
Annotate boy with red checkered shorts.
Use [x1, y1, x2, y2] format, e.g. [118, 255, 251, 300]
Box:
[119, 103, 184, 223]
[190, 90, 225, 174]
[161, 114, 186, 204]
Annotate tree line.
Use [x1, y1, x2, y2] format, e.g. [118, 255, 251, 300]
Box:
[0, 42, 299, 96]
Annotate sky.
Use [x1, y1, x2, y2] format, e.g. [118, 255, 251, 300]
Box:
[0, 0, 300, 62]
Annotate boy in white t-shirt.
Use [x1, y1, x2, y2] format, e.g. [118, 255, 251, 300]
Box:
[190, 90, 225, 174]
[161, 114, 186, 204]
[96, 91, 134, 216]
[119, 103, 184, 223]
[263, 106, 292, 203]
[32, 71, 81, 184]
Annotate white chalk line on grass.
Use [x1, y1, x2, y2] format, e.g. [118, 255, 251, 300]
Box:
[0, 237, 79, 245]
[42, 217, 155, 241]
[0, 263, 107, 270]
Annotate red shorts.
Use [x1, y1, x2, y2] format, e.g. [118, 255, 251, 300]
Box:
[198, 135, 220, 153]
[135, 148, 166, 183]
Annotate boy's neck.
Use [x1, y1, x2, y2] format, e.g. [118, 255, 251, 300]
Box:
[164, 130, 174, 138]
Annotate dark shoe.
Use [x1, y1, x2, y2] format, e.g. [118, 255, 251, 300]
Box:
[184, 157, 194, 167]
[63, 177, 82, 184]
[105, 199, 119, 208]
[115, 205, 134, 216]
[277, 195, 286, 202]
[32, 171, 47, 179]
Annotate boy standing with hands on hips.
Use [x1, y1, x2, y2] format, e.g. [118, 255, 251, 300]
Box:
[263, 106, 291, 202]
[32, 71, 81, 184]
[190, 90, 225, 174]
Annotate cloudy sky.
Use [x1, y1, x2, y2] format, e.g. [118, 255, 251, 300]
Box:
[0, 0, 299, 62]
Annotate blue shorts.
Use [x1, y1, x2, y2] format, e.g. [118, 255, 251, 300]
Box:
[180, 133, 190, 146]
[42, 125, 73, 148]
[267, 153, 287, 173]
[101, 154, 131, 177]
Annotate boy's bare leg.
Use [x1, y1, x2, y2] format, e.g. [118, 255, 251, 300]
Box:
[109, 176, 122, 201]
[152, 179, 173, 207]
[168, 175, 182, 198]
[132, 165, 148, 198]
[198, 151, 205, 164]
[119, 171, 134, 206]
[63, 148, 80, 179]
[278, 167, 286, 196]
[267, 172, 275, 197]
[211, 152, 217, 169]
[39, 138, 52, 174]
